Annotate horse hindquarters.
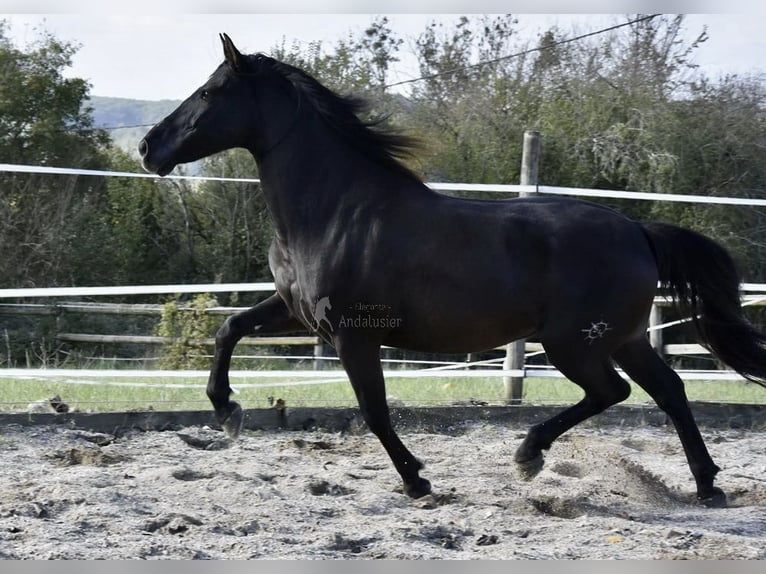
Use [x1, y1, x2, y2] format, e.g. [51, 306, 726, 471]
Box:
[514, 215, 657, 477]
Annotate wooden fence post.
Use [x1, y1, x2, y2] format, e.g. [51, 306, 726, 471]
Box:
[503, 130, 540, 405]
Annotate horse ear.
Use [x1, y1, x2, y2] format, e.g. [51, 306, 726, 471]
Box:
[220, 33, 242, 71]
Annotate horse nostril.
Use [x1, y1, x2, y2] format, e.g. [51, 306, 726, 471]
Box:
[138, 139, 148, 157]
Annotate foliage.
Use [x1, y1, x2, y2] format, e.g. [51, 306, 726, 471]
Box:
[193, 149, 274, 286]
[0, 23, 108, 165]
[270, 16, 405, 137]
[102, 149, 186, 285]
[155, 293, 220, 369]
[100, 148, 274, 293]
[646, 78, 766, 278]
[0, 22, 113, 288]
[403, 16, 707, 196]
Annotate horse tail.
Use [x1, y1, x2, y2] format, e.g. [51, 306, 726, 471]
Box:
[642, 221, 766, 388]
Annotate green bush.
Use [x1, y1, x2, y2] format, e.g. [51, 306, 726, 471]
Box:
[155, 294, 220, 369]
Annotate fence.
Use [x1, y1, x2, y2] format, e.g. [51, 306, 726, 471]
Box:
[1, 284, 764, 412]
[2, 132, 766, 406]
[2, 291, 765, 367]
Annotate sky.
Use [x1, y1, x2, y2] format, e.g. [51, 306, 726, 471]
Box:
[1, 3, 766, 101]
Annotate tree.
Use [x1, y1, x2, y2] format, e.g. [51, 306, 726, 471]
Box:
[0, 22, 112, 288]
[194, 149, 274, 288]
[103, 148, 193, 286]
[407, 15, 526, 187]
[271, 16, 404, 119]
[404, 16, 711, 206]
[648, 77, 766, 280]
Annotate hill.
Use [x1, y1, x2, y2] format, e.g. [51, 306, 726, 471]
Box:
[88, 96, 181, 157]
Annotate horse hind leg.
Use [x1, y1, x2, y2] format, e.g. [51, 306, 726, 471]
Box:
[613, 338, 726, 507]
[515, 343, 631, 478]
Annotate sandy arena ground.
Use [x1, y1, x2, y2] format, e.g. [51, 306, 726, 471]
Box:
[0, 421, 764, 559]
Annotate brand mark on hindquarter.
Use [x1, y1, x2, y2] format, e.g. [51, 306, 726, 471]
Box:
[581, 320, 612, 345]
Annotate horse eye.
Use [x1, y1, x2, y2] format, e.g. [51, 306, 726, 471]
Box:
[200, 89, 210, 101]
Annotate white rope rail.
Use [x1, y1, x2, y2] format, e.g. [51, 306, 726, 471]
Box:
[537, 185, 766, 207]
[0, 163, 260, 184]
[0, 368, 525, 383]
[0, 367, 747, 387]
[3, 162, 766, 207]
[0, 282, 275, 298]
[3, 283, 765, 299]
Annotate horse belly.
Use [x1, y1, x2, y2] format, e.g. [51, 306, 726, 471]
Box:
[384, 294, 539, 354]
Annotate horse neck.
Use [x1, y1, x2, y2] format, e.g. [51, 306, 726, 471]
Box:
[251, 114, 422, 244]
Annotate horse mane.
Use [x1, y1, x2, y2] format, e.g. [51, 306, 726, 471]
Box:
[257, 55, 423, 182]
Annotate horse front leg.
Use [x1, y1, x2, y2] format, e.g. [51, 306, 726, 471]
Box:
[207, 293, 303, 438]
[335, 335, 431, 498]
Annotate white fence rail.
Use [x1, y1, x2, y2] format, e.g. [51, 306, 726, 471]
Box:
[4, 162, 766, 207]
[0, 282, 275, 299]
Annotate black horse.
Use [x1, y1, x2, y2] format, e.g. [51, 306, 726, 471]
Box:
[140, 34, 766, 507]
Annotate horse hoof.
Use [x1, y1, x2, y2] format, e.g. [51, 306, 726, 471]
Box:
[404, 477, 432, 499]
[220, 402, 244, 439]
[698, 487, 727, 508]
[515, 453, 544, 481]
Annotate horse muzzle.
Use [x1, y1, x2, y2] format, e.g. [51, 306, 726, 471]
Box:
[138, 137, 176, 176]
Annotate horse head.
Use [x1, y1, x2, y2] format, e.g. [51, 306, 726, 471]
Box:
[139, 34, 295, 175]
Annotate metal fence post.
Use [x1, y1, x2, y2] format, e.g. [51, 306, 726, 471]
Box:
[313, 341, 326, 371]
[649, 304, 663, 358]
[504, 130, 540, 404]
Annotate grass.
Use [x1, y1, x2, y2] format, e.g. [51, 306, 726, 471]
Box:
[0, 372, 764, 413]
